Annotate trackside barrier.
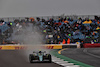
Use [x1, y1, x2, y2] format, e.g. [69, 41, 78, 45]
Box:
[43, 45, 62, 49]
[83, 43, 100, 48]
[0, 44, 79, 50]
[0, 45, 27, 50]
[44, 43, 80, 49]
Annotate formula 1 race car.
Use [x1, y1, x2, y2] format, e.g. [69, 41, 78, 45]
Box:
[29, 51, 52, 63]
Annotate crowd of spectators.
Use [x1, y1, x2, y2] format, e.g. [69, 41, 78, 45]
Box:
[34, 16, 100, 44]
[0, 16, 100, 45]
[0, 19, 14, 44]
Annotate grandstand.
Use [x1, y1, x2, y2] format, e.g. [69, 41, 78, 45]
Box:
[0, 15, 100, 47]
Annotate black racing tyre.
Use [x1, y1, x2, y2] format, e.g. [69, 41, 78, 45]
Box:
[48, 54, 52, 63]
[29, 54, 33, 63]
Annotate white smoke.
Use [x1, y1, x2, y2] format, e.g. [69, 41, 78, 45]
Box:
[11, 23, 44, 45]
[9, 22, 50, 62]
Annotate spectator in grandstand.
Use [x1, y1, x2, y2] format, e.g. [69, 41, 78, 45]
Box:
[0, 19, 4, 26]
[25, 17, 29, 22]
[0, 29, 3, 44]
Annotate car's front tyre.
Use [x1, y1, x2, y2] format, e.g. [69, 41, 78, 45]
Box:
[29, 54, 33, 63]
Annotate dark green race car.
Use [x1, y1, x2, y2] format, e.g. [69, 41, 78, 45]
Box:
[29, 51, 52, 63]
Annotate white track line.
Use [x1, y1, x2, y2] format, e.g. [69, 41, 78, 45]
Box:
[83, 49, 100, 59]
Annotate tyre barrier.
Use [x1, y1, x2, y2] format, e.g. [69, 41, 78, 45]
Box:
[0, 44, 79, 50]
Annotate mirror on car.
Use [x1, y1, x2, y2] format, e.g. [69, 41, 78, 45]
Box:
[44, 51, 46, 53]
[33, 51, 35, 53]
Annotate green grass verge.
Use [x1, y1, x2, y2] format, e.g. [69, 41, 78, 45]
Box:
[51, 50, 94, 67]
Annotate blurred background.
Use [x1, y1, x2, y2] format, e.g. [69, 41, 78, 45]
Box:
[0, 0, 100, 17]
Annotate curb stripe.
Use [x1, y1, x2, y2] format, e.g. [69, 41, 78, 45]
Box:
[58, 48, 67, 54]
[51, 50, 94, 67]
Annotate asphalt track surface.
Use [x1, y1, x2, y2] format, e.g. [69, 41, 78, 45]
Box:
[0, 50, 63, 67]
[61, 48, 100, 67]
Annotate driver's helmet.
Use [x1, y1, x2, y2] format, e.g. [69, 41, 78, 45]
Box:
[39, 49, 42, 53]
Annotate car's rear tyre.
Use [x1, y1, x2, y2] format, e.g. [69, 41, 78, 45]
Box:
[48, 54, 52, 63]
